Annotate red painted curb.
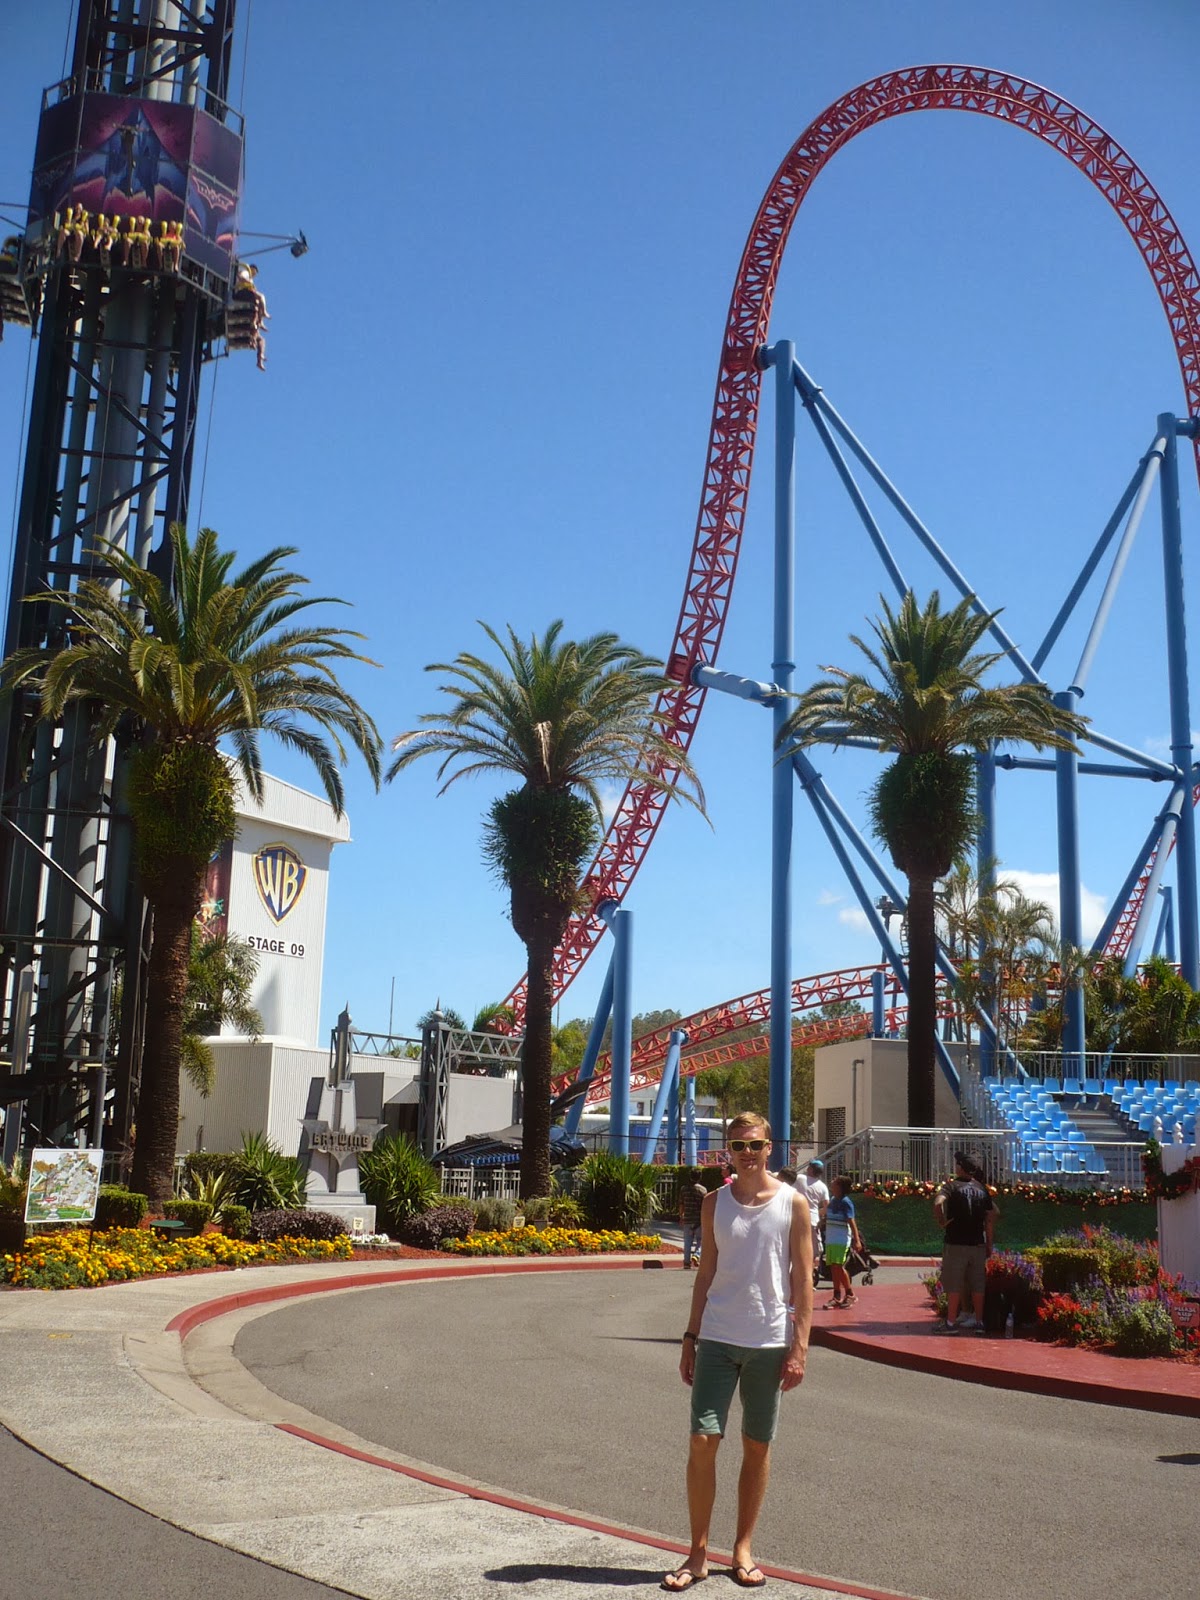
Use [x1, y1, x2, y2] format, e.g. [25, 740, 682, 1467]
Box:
[275, 1422, 916, 1600]
[808, 1323, 1200, 1417]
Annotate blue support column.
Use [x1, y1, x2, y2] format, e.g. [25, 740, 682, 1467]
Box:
[683, 1075, 698, 1166]
[1054, 688, 1086, 1066]
[667, 1072, 681, 1164]
[1153, 887, 1176, 962]
[1160, 415, 1199, 987]
[643, 1029, 685, 1158]
[871, 969, 885, 1036]
[768, 341, 796, 1168]
[608, 907, 634, 1155]
[976, 746, 997, 1078]
[563, 958, 615, 1139]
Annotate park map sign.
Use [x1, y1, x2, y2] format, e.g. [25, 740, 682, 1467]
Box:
[25, 1148, 103, 1224]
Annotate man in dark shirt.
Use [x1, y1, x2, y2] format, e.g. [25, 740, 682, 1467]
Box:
[678, 1169, 707, 1270]
[933, 1152, 996, 1334]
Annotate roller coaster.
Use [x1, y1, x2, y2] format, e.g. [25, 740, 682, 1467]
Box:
[513, 68, 1200, 1122]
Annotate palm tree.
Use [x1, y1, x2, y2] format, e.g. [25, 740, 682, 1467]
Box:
[694, 1064, 750, 1146]
[2, 523, 381, 1204]
[388, 620, 703, 1198]
[779, 590, 1086, 1127]
[182, 929, 264, 1096]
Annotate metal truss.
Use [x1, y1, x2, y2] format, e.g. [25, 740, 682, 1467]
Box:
[504, 65, 1200, 1026]
[0, 0, 246, 1157]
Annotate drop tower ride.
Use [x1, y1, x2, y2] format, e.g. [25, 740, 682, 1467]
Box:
[0, 1, 262, 1164]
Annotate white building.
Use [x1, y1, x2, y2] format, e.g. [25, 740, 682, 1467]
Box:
[176, 771, 514, 1161]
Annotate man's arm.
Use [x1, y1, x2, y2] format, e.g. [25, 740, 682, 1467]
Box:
[783, 1190, 812, 1391]
[679, 1190, 718, 1386]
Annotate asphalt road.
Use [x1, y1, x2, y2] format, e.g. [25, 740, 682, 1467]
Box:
[0, 1425, 357, 1600]
[235, 1267, 1200, 1600]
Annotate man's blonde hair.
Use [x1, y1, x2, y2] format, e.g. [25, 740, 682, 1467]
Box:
[728, 1111, 771, 1140]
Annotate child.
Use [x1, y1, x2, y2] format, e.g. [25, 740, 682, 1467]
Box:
[821, 1175, 863, 1309]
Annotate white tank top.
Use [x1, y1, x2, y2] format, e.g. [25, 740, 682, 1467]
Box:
[701, 1182, 794, 1348]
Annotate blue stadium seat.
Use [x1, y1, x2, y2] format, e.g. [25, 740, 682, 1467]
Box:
[1043, 1077, 1061, 1093]
[1062, 1077, 1083, 1096]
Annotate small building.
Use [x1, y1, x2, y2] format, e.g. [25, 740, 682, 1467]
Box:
[176, 772, 514, 1160]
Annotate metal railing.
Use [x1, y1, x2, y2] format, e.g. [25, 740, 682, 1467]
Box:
[438, 1166, 521, 1201]
[820, 1125, 1147, 1191]
[1014, 1051, 1200, 1085]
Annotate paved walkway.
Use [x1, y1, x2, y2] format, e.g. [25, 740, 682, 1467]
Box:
[1, 1253, 1195, 1600]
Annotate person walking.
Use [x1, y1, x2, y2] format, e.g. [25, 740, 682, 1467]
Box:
[803, 1160, 829, 1268]
[933, 1152, 997, 1334]
[820, 1175, 863, 1309]
[678, 1169, 707, 1270]
[663, 1113, 812, 1593]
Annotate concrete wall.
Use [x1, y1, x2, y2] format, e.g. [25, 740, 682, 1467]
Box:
[814, 1038, 967, 1143]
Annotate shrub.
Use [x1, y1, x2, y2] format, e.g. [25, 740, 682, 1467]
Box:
[251, 1208, 348, 1242]
[220, 1204, 252, 1240]
[94, 1186, 148, 1230]
[163, 1199, 212, 1230]
[231, 1132, 305, 1211]
[985, 1251, 1045, 1324]
[577, 1150, 660, 1232]
[180, 1152, 241, 1189]
[471, 1196, 516, 1232]
[1026, 1246, 1105, 1294]
[1108, 1297, 1178, 1358]
[520, 1194, 584, 1227]
[180, 1165, 240, 1222]
[0, 1157, 28, 1216]
[399, 1203, 473, 1250]
[359, 1134, 440, 1230]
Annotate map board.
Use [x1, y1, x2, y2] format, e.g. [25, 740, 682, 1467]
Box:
[25, 1148, 103, 1224]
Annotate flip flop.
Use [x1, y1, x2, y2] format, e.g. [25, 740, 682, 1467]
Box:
[662, 1567, 707, 1591]
[732, 1564, 767, 1588]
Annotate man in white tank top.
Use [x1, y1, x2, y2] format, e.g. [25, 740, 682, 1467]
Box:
[663, 1113, 813, 1592]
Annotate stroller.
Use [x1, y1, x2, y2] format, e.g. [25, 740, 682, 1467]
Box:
[813, 1232, 879, 1290]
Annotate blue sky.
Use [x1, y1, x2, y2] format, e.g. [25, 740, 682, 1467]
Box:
[2, 1, 1198, 1043]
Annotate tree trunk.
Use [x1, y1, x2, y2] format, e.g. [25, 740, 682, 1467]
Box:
[519, 928, 555, 1200]
[906, 872, 938, 1128]
[130, 872, 201, 1208]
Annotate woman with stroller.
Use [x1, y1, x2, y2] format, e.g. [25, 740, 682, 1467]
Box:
[821, 1175, 863, 1309]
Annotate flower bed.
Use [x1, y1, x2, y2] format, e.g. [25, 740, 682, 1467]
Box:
[442, 1225, 662, 1258]
[920, 1224, 1200, 1358]
[2, 1227, 353, 1290]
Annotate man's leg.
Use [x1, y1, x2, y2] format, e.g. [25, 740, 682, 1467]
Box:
[731, 1435, 771, 1581]
[663, 1433, 720, 1588]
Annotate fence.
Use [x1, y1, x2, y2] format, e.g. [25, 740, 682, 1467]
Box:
[438, 1166, 521, 1201]
[819, 1124, 1146, 1190]
[1015, 1051, 1200, 1085]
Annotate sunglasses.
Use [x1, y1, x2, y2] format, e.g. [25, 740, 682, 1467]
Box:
[728, 1138, 768, 1153]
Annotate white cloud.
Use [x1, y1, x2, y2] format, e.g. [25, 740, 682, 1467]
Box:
[1001, 869, 1108, 945]
[838, 907, 870, 931]
[817, 888, 843, 906]
[1142, 731, 1200, 758]
[598, 783, 623, 825]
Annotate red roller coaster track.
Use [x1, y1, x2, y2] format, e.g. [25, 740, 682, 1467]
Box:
[505, 65, 1200, 1028]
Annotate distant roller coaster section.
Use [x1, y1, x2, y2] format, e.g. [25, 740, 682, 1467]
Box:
[503, 65, 1200, 1031]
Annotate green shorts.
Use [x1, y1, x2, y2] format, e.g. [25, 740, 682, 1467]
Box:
[825, 1242, 850, 1266]
[690, 1339, 787, 1443]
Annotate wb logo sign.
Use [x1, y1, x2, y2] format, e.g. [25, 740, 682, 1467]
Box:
[252, 842, 307, 923]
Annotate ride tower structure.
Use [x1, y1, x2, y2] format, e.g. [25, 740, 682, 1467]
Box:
[0, 1, 263, 1163]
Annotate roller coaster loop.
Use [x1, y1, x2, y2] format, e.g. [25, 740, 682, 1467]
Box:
[504, 64, 1200, 1029]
